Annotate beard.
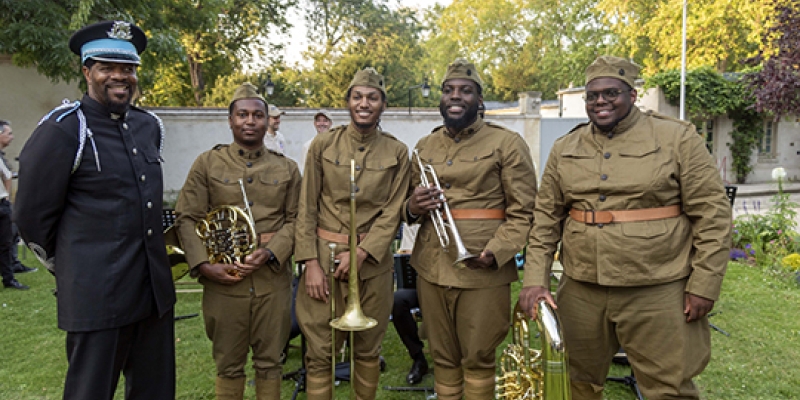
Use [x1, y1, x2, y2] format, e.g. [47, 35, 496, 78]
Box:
[103, 87, 133, 115]
[440, 101, 480, 131]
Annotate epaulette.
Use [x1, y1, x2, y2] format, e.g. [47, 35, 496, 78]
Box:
[484, 120, 515, 133]
[38, 99, 100, 174]
[644, 109, 693, 127]
[212, 144, 230, 150]
[430, 124, 446, 134]
[379, 130, 400, 141]
[566, 122, 590, 135]
[267, 148, 285, 157]
[133, 105, 166, 156]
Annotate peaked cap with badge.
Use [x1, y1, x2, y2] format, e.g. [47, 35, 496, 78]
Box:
[442, 58, 483, 90]
[230, 82, 267, 108]
[585, 55, 641, 88]
[69, 20, 147, 65]
[348, 67, 386, 97]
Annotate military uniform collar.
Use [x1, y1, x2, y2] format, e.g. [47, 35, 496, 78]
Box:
[445, 117, 484, 140]
[347, 123, 379, 143]
[591, 106, 641, 138]
[230, 141, 267, 160]
[81, 93, 128, 120]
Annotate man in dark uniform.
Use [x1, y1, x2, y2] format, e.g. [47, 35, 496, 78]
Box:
[174, 82, 301, 399]
[519, 56, 732, 399]
[295, 67, 411, 400]
[405, 58, 537, 399]
[15, 21, 176, 399]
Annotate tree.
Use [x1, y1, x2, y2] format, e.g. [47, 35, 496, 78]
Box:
[0, 0, 294, 106]
[745, 0, 800, 120]
[597, 0, 768, 74]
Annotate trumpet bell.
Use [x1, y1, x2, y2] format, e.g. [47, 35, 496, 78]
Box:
[164, 225, 190, 281]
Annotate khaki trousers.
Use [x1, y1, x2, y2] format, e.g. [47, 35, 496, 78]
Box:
[203, 285, 292, 380]
[417, 278, 511, 399]
[557, 276, 711, 400]
[296, 268, 393, 399]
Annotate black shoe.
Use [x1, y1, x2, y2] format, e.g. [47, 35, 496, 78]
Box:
[13, 264, 37, 274]
[3, 279, 29, 290]
[406, 357, 429, 385]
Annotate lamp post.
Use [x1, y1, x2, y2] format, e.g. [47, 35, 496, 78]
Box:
[263, 73, 275, 97]
[407, 78, 431, 115]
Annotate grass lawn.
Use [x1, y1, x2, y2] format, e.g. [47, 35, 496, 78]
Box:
[1, 251, 798, 399]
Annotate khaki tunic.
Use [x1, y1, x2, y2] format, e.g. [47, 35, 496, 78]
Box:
[294, 124, 411, 373]
[405, 118, 537, 288]
[524, 107, 731, 300]
[174, 142, 300, 377]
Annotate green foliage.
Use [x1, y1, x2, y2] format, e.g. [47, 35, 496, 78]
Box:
[646, 68, 764, 182]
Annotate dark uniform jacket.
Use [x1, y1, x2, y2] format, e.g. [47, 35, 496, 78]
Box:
[404, 118, 537, 288]
[175, 142, 300, 296]
[524, 107, 732, 301]
[15, 94, 176, 332]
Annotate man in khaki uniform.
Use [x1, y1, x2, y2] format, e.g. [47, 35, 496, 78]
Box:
[295, 67, 411, 400]
[519, 56, 732, 400]
[175, 83, 301, 399]
[405, 58, 537, 399]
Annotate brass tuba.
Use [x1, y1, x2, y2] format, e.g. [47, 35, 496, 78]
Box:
[496, 300, 571, 400]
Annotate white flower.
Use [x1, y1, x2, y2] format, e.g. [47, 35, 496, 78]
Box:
[772, 167, 787, 181]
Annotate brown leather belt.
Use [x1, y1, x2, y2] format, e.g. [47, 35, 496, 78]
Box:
[259, 232, 276, 244]
[316, 227, 367, 244]
[569, 205, 681, 225]
[443, 209, 506, 221]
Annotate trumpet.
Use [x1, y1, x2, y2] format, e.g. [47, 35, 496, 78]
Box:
[413, 149, 477, 269]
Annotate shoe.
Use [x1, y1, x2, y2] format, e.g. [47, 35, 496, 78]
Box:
[3, 279, 29, 290]
[13, 264, 37, 274]
[406, 357, 429, 385]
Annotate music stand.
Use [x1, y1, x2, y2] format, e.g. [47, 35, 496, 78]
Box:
[282, 334, 308, 400]
[606, 350, 644, 400]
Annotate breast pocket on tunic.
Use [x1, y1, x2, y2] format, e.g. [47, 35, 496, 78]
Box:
[209, 168, 245, 207]
[257, 168, 291, 208]
[456, 148, 496, 195]
[362, 156, 399, 205]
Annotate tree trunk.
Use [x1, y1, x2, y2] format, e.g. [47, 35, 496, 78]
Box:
[187, 53, 205, 107]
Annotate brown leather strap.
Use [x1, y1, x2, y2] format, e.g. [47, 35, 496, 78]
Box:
[569, 205, 681, 225]
[259, 232, 276, 245]
[316, 227, 367, 244]
[443, 209, 506, 221]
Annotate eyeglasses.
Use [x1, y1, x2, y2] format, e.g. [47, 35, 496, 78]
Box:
[583, 88, 630, 104]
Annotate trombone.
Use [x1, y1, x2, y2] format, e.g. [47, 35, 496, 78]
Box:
[329, 159, 377, 399]
[413, 149, 477, 269]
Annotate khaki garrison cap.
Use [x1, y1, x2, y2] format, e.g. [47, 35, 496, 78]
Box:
[442, 58, 483, 89]
[348, 67, 386, 97]
[230, 82, 267, 108]
[585, 56, 641, 88]
[268, 104, 285, 117]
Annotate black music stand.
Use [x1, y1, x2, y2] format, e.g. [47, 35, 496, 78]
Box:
[606, 350, 644, 400]
[282, 334, 308, 400]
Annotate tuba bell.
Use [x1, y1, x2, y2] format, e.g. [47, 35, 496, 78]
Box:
[496, 300, 571, 400]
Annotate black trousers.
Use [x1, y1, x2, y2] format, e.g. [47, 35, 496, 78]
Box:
[392, 288, 424, 361]
[63, 308, 176, 400]
[0, 199, 14, 284]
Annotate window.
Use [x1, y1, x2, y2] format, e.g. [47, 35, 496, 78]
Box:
[693, 119, 714, 153]
[760, 120, 776, 157]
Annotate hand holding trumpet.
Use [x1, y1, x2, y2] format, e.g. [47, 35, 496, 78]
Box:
[408, 184, 444, 217]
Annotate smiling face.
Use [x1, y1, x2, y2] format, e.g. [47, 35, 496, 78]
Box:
[347, 86, 385, 132]
[229, 98, 268, 150]
[439, 78, 482, 133]
[0, 125, 13, 149]
[314, 115, 332, 134]
[585, 77, 637, 132]
[83, 61, 138, 114]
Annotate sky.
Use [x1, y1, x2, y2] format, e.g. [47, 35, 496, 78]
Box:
[275, 0, 451, 67]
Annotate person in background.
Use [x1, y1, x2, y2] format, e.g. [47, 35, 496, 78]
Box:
[300, 110, 333, 172]
[15, 21, 176, 399]
[264, 104, 287, 154]
[295, 67, 411, 400]
[0, 120, 37, 275]
[0, 119, 29, 290]
[174, 82, 300, 399]
[405, 58, 537, 399]
[519, 55, 732, 400]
